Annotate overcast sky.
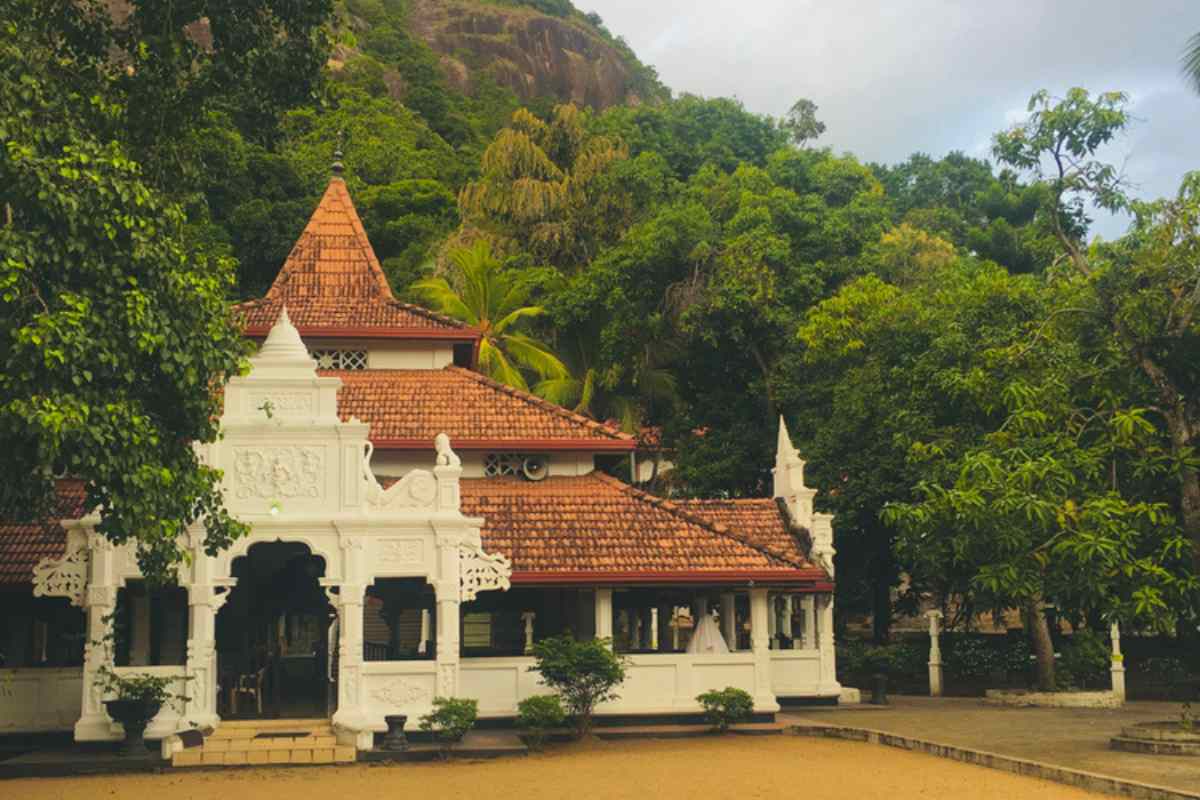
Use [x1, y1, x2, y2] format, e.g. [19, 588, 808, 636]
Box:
[582, 0, 1200, 238]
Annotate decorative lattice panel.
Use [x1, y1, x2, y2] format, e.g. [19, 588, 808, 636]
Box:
[483, 453, 525, 477]
[313, 349, 368, 370]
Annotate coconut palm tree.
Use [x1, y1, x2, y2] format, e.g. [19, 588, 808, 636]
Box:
[1184, 32, 1200, 95]
[536, 326, 680, 433]
[411, 241, 566, 392]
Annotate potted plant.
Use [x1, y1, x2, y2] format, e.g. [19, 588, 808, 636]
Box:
[92, 618, 190, 756]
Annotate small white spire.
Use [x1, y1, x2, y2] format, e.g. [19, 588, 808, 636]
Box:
[773, 415, 815, 529]
[250, 305, 316, 376]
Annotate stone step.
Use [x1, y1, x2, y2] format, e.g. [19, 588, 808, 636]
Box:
[199, 734, 339, 751]
[173, 744, 356, 767]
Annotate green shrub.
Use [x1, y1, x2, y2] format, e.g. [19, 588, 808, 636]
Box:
[529, 635, 628, 737]
[516, 694, 567, 749]
[696, 687, 754, 732]
[1057, 630, 1110, 690]
[419, 697, 478, 746]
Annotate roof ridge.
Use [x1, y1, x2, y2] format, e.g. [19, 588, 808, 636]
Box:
[595, 474, 806, 569]
[384, 298, 471, 330]
[444, 366, 634, 442]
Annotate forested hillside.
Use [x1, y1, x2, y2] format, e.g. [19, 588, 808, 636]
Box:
[7, 1, 1198, 664]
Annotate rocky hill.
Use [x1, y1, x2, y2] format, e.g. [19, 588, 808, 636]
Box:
[336, 0, 666, 111]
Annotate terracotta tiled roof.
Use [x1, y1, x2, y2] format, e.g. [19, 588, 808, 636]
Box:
[0, 481, 87, 586]
[459, 474, 828, 584]
[331, 367, 635, 450]
[234, 178, 475, 339]
[677, 498, 811, 568]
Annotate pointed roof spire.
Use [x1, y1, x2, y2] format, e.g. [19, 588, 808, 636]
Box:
[233, 174, 476, 339]
[777, 415, 797, 460]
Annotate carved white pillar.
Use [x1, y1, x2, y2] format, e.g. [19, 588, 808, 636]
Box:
[803, 595, 817, 650]
[926, 609, 944, 697]
[748, 588, 778, 711]
[418, 609, 431, 655]
[594, 588, 613, 645]
[650, 607, 659, 651]
[75, 537, 118, 742]
[720, 593, 737, 651]
[817, 593, 841, 696]
[522, 612, 536, 654]
[1110, 621, 1125, 703]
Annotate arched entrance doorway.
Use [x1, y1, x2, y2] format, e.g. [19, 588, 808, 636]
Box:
[216, 541, 335, 719]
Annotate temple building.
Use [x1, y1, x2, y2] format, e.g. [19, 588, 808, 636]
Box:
[0, 171, 841, 750]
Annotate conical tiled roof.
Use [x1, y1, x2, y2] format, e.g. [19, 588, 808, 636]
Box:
[236, 178, 476, 340]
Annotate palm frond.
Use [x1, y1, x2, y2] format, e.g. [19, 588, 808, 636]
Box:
[478, 339, 530, 392]
[501, 333, 568, 380]
[493, 305, 544, 335]
[533, 376, 582, 406]
[410, 276, 478, 325]
[1184, 32, 1200, 95]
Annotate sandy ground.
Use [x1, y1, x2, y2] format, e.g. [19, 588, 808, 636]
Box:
[6, 735, 1101, 800]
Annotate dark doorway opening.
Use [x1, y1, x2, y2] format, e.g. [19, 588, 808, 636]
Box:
[216, 542, 335, 719]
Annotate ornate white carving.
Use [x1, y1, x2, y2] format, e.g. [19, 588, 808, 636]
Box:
[232, 446, 323, 500]
[248, 391, 313, 417]
[369, 678, 430, 708]
[459, 542, 512, 601]
[360, 440, 437, 509]
[32, 543, 90, 606]
[378, 539, 423, 566]
[435, 433, 461, 467]
[368, 470, 437, 509]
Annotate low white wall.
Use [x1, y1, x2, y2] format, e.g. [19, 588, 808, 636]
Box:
[357, 661, 440, 732]
[769, 650, 824, 697]
[0, 668, 82, 734]
[459, 653, 773, 718]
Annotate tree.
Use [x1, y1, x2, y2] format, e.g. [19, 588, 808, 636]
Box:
[411, 241, 567, 391]
[1183, 32, 1200, 95]
[781, 98, 826, 147]
[994, 89, 1200, 574]
[529, 635, 627, 737]
[1, 14, 251, 581]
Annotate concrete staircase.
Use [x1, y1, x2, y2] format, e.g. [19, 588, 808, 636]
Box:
[172, 719, 356, 767]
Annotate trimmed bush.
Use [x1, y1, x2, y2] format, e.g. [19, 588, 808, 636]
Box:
[696, 687, 754, 732]
[419, 696, 478, 747]
[530, 635, 627, 737]
[516, 694, 567, 749]
[1057, 630, 1110, 690]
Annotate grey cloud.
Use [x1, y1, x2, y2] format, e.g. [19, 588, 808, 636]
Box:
[584, 0, 1200, 237]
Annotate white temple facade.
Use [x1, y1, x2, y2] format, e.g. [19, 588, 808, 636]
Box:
[0, 172, 843, 750]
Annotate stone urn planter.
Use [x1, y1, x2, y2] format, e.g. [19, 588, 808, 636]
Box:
[1111, 722, 1200, 756]
[104, 698, 162, 756]
[382, 714, 409, 751]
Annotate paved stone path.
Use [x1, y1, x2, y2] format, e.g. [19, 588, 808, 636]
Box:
[781, 696, 1199, 796]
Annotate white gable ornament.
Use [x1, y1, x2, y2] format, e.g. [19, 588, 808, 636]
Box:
[459, 542, 512, 601]
[32, 541, 90, 607]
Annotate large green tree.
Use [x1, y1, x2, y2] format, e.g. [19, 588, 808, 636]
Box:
[0, 7, 271, 581]
[994, 89, 1200, 574]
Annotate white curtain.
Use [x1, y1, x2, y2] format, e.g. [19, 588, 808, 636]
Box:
[686, 613, 730, 654]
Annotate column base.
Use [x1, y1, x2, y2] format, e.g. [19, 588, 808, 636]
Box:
[75, 714, 118, 742]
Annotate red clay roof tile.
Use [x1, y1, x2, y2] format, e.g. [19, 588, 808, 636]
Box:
[0, 481, 87, 586]
[331, 367, 635, 449]
[234, 178, 475, 338]
[459, 474, 826, 584]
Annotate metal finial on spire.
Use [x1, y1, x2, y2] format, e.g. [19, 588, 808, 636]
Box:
[331, 130, 345, 177]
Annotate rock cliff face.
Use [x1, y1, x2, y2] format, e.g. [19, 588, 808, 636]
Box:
[406, 0, 653, 109]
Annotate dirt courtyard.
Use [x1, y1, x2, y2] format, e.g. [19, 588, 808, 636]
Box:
[7, 735, 1100, 799]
